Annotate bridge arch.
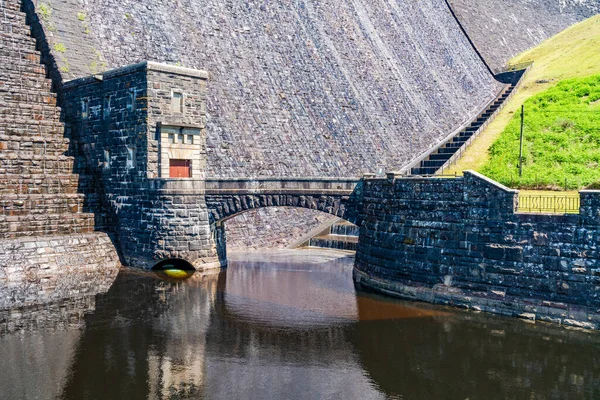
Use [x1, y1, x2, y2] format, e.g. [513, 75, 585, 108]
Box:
[204, 178, 363, 226]
[206, 195, 359, 225]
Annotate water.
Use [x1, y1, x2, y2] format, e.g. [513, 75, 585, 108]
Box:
[1, 249, 600, 399]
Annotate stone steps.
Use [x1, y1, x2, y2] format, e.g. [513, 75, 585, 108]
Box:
[0, 31, 37, 47]
[0, 70, 53, 91]
[0, 193, 86, 216]
[1, 0, 23, 12]
[309, 233, 358, 251]
[303, 220, 359, 252]
[0, 104, 61, 123]
[1, 87, 57, 105]
[0, 138, 70, 156]
[0, 156, 75, 175]
[0, 55, 48, 76]
[1, 1, 26, 16]
[0, 122, 66, 138]
[0, 101, 61, 120]
[0, 0, 99, 237]
[0, 174, 81, 195]
[411, 82, 518, 176]
[0, 44, 41, 64]
[0, 131, 69, 144]
[0, 20, 31, 37]
[0, 212, 95, 239]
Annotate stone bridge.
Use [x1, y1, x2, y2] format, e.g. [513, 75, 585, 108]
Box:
[115, 177, 364, 270]
[203, 178, 362, 224]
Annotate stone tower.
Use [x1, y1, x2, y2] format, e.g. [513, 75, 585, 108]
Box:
[62, 62, 225, 270]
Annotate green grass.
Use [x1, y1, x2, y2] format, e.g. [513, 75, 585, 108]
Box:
[480, 74, 600, 190]
[446, 14, 600, 188]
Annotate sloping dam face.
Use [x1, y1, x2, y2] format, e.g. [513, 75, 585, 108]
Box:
[36, 0, 500, 246]
[40, 0, 499, 176]
[449, 0, 600, 72]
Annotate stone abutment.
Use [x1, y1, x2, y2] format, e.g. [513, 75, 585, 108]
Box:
[355, 171, 600, 330]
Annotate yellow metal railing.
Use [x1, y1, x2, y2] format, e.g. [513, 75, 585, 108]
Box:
[517, 193, 580, 214]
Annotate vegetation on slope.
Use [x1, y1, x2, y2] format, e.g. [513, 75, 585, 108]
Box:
[446, 14, 600, 190]
[480, 75, 600, 189]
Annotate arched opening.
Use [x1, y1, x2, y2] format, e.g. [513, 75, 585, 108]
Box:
[152, 258, 196, 271]
[222, 207, 335, 251]
[152, 258, 196, 280]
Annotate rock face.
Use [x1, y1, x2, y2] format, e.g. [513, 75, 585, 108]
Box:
[0, 0, 120, 302]
[449, 0, 600, 72]
[29, 0, 504, 247]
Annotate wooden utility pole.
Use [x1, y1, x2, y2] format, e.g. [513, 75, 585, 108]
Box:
[519, 105, 524, 178]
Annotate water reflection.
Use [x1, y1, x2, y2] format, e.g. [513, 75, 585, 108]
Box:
[0, 250, 599, 399]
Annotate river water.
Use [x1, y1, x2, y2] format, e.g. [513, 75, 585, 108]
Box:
[1, 249, 599, 400]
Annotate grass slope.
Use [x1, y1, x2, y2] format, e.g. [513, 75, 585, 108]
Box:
[480, 75, 600, 189]
[446, 14, 600, 190]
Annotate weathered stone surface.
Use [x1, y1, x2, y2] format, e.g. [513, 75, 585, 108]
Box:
[0, 0, 96, 239]
[355, 171, 600, 330]
[0, 0, 121, 295]
[449, 0, 599, 72]
[0, 232, 120, 311]
[62, 62, 222, 269]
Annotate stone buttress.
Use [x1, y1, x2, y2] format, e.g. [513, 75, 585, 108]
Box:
[0, 0, 120, 308]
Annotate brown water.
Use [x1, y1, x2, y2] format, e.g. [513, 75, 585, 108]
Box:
[1, 250, 599, 400]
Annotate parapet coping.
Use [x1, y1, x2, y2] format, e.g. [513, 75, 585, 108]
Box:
[365, 170, 520, 194]
[204, 177, 361, 182]
[463, 170, 519, 193]
[63, 61, 208, 90]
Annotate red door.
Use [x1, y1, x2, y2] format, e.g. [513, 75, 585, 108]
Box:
[169, 159, 191, 178]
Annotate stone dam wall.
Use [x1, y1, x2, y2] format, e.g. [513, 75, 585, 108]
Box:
[354, 171, 600, 330]
[29, 0, 503, 248]
[449, 0, 599, 72]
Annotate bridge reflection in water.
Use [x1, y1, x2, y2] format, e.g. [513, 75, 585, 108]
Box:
[1, 250, 600, 399]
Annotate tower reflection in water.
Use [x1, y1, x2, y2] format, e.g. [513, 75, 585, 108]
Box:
[1, 250, 599, 399]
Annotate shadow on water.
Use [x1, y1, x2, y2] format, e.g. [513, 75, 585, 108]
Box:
[1, 250, 600, 399]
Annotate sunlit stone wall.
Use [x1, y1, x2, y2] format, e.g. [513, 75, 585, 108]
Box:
[29, 0, 502, 248]
[0, 232, 120, 311]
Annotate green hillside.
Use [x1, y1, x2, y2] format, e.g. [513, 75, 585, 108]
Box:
[480, 75, 600, 189]
[447, 14, 600, 190]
